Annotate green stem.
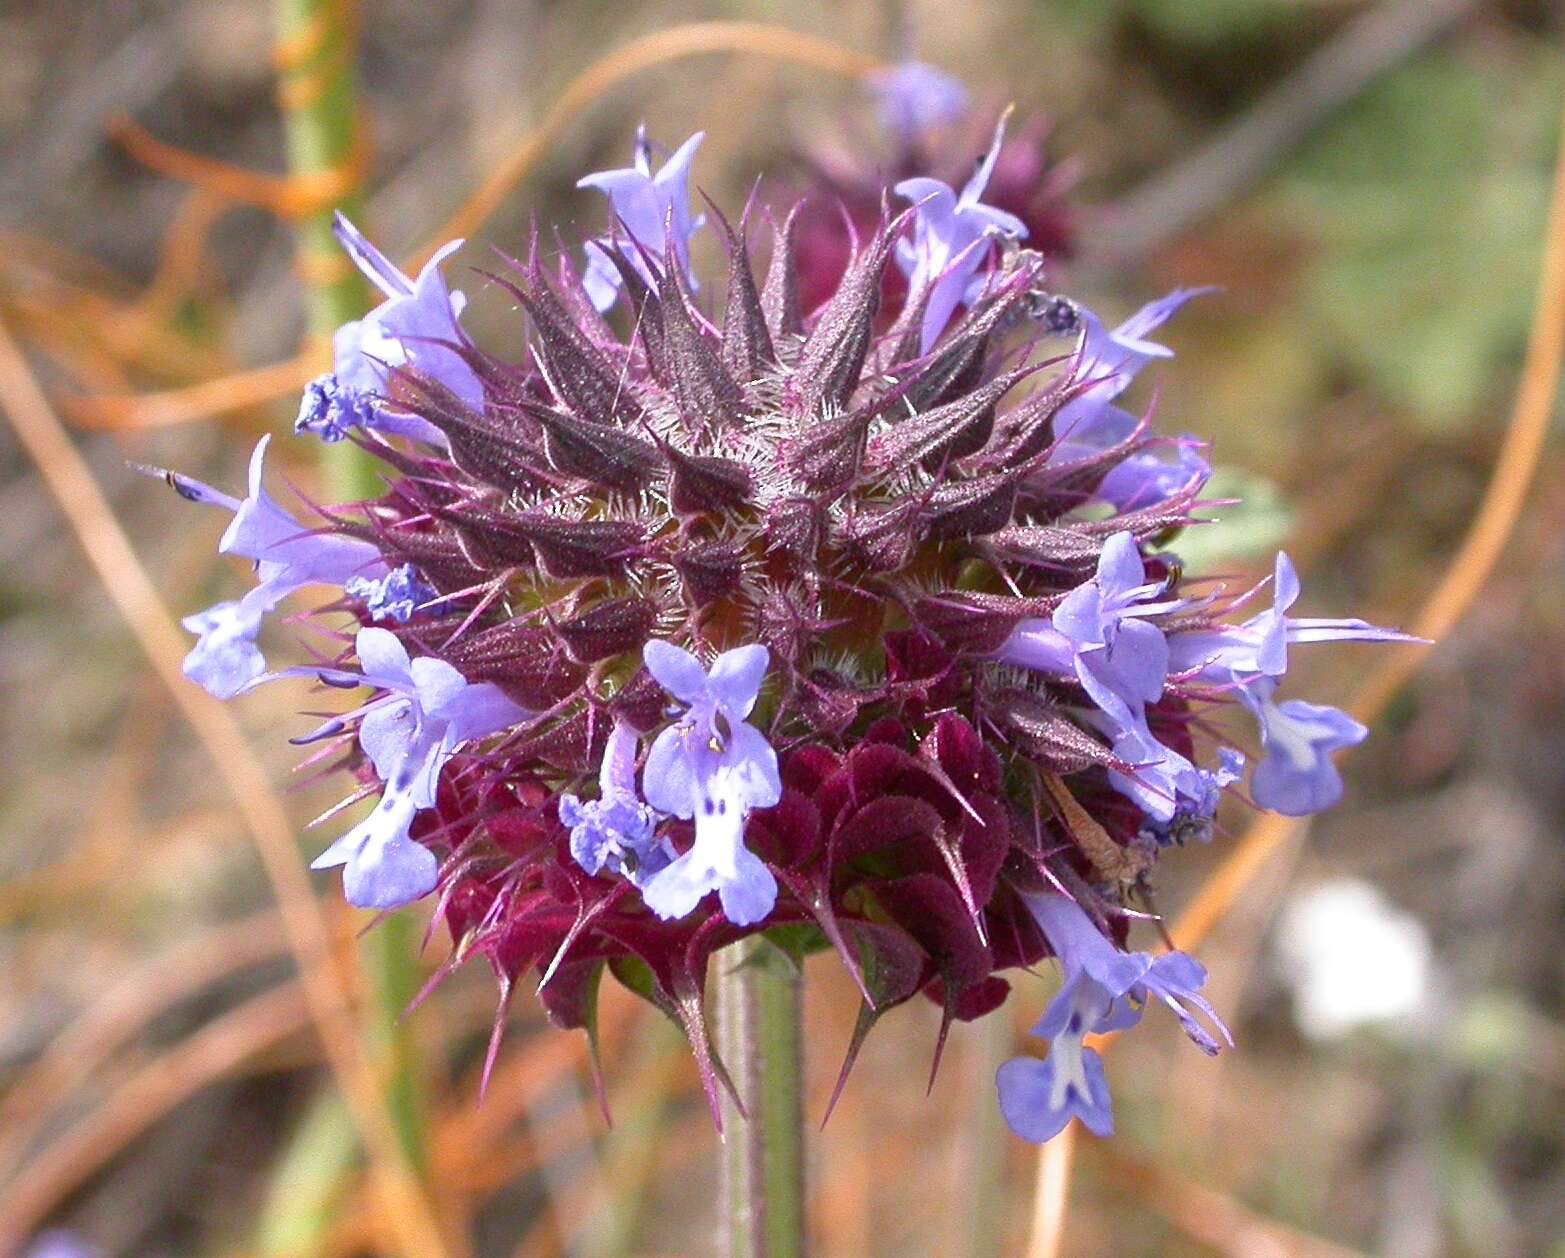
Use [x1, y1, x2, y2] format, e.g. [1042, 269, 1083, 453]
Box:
[257, 7, 424, 1250]
[577, 1016, 686, 1258]
[364, 911, 427, 1169]
[717, 937, 806, 1258]
[271, 0, 374, 498]
[256, 1091, 357, 1256]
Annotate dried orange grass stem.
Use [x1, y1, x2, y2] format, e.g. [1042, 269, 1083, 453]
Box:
[1098, 1148, 1374, 1258]
[410, 21, 881, 268]
[0, 984, 313, 1248]
[64, 353, 321, 430]
[1027, 94, 1565, 1258]
[1025, 1123, 1076, 1258]
[108, 111, 368, 221]
[0, 317, 451, 1258]
[128, 188, 232, 330]
[0, 909, 287, 1184]
[51, 23, 876, 436]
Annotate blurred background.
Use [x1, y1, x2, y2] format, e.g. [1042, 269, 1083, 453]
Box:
[2, 1, 1563, 1256]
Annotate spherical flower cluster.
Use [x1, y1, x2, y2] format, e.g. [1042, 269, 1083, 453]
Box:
[160, 106, 1413, 1140]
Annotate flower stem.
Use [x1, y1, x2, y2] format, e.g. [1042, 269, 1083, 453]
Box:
[364, 911, 427, 1169]
[717, 937, 807, 1258]
[271, 0, 373, 498]
[270, 0, 426, 1193]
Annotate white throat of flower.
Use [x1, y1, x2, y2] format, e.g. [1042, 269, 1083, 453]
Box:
[1048, 979, 1109, 1111]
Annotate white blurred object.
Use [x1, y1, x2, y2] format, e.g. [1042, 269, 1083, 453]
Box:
[1274, 879, 1432, 1040]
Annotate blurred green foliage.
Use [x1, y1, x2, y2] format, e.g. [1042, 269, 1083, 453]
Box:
[1283, 50, 1562, 428]
[1177, 466, 1296, 568]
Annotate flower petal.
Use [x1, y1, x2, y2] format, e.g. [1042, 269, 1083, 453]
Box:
[705, 643, 770, 718]
[642, 640, 710, 705]
[181, 598, 268, 699]
[338, 794, 438, 909]
[716, 846, 778, 926]
[355, 627, 413, 686]
[642, 724, 698, 817]
[332, 212, 413, 301]
[639, 847, 716, 921]
[725, 722, 782, 810]
[358, 697, 416, 782]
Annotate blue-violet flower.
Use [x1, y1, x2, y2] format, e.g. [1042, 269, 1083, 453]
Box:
[560, 718, 670, 883]
[637, 641, 781, 926]
[868, 61, 970, 145]
[578, 129, 705, 312]
[172, 435, 386, 698]
[997, 892, 1230, 1142]
[296, 213, 477, 444]
[895, 114, 1029, 353]
[293, 628, 530, 909]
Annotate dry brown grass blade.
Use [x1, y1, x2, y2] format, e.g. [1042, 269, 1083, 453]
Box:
[0, 318, 452, 1258]
[0, 308, 133, 398]
[1024, 1123, 1076, 1258]
[108, 112, 367, 220]
[128, 188, 232, 330]
[1098, 1148, 1375, 1258]
[505, 1110, 714, 1258]
[311, 1002, 666, 1257]
[0, 983, 313, 1252]
[42, 24, 876, 437]
[63, 353, 320, 430]
[5, 281, 230, 386]
[1027, 90, 1565, 1258]
[432, 987, 639, 1167]
[0, 908, 287, 1182]
[409, 21, 880, 268]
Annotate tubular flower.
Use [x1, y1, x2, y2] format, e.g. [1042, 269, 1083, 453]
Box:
[1167, 551, 1422, 815]
[639, 642, 781, 926]
[266, 627, 531, 909]
[997, 893, 1230, 1142]
[296, 213, 476, 444]
[157, 111, 1415, 1136]
[167, 434, 386, 697]
[895, 113, 1029, 352]
[867, 61, 970, 145]
[578, 128, 705, 311]
[559, 718, 668, 883]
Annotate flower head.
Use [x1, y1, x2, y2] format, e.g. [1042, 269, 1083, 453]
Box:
[158, 116, 1415, 1139]
[638, 642, 781, 927]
